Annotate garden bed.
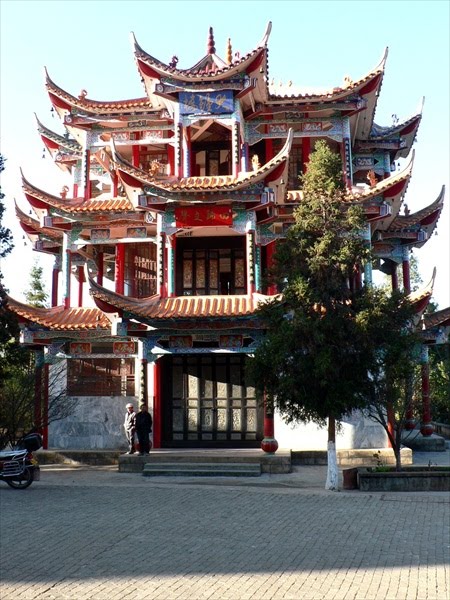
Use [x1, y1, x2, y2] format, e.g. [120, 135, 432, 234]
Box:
[357, 466, 450, 492]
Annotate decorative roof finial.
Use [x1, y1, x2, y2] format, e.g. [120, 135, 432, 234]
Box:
[207, 26, 216, 55]
[226, 38, 232, 64]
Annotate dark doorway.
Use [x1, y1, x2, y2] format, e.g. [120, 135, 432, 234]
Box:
[161, 354, 263, 447]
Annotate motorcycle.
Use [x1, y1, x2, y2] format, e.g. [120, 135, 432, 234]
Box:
[0, 433, 42, 489]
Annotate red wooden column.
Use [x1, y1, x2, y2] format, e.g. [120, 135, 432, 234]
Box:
[302, 136, 311, 174]
[51, 262, 60, 307]
[132, 139, 140, 168]
[420, 345, 433, 436]
[265, 240, 278, 295]
[167, 142, 175, 177]
[112, 172, 119, 197]
[402, 248, 411, 294]
[97, 251, 104, 286]
[152, 360, 162, 448]
[261, 392, 278, 454]
[115, 244, 125, 295]
[77, 266, 85, 307]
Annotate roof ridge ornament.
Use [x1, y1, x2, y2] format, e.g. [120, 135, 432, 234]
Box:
[258, 21, 272, 47]
[377, 46, 389, 71]
[207, 26, 216, 55]
[226, 38, 232, 65]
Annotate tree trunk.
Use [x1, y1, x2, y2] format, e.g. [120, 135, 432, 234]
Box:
[325, 415, 339, 490]
[394, 424, 402, 471]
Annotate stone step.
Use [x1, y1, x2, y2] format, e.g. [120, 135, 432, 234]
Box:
[142, 462, 261, 477]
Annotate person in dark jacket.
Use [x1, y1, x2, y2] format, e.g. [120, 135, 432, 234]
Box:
[135, 403, 153, 455]
[123, 403, 136, 454]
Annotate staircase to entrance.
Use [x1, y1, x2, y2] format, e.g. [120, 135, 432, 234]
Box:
[119, 449, 291, 475]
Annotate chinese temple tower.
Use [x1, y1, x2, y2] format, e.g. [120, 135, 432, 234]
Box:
[5, 23, 447, 451]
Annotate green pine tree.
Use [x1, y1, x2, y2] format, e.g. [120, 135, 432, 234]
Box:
[249, 141, 419, 480]
[25, 261, 49, 308]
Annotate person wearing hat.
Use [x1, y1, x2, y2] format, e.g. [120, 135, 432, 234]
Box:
[135, 403, 153, 455]
[123, 403, 136, 454]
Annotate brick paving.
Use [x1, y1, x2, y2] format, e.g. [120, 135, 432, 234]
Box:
[0, 458, 449, 600]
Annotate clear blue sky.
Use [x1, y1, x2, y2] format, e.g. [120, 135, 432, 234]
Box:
[1, 0, 449, 307]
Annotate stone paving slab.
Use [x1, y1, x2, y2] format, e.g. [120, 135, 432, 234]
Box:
[0, 458, 449, 600]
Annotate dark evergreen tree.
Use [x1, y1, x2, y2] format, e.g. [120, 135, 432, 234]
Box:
[249, 141, 419, 484]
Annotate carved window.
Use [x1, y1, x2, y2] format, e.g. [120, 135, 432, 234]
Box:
[124, 242, 157, 298]
[67, 358, 135, 396]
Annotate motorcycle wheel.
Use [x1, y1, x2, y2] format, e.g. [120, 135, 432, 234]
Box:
[6, 468, 34, 489]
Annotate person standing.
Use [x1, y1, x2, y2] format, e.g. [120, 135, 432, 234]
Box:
[123, 402, 136, 454]
[135, 403, 153, 455]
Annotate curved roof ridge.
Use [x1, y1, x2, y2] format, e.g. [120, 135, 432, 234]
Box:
[21, 171, 134, 213]
[389, 185, 445, 229]
[348, 150, 414, 200]
[371, 100, 424, 138]
[35, 113, 82, 152]
[90, 276, 273, 320]
[408, 267, 436, 304]
[268, 47, 387, 101]
[132, 25, 269, 82]
[114, 128, 293, 194]
[21, 169, 83, 205]
[4, 294, 112, 330]
[15, 201, 62, 241]
[423, 306, 450, 330]
[45, 67, 151, 112]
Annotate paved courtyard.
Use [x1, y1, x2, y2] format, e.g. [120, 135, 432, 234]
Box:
[0, 457, 449, 600]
